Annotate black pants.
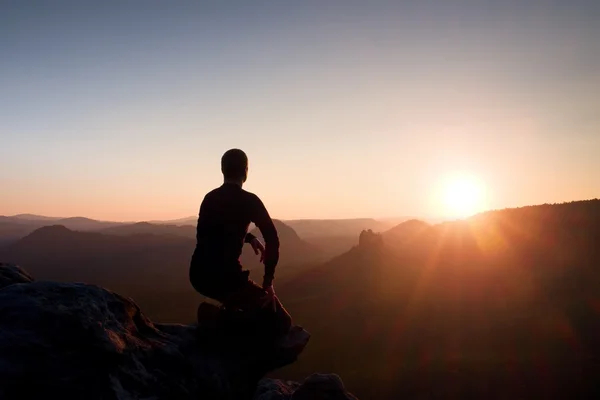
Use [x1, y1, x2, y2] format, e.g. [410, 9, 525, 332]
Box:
[190, 266, 292, 339]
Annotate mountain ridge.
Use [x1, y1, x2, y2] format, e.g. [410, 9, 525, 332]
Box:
[274, 199, 600, 398]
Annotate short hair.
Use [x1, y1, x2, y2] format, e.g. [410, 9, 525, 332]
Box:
[221, 148, 248, 181]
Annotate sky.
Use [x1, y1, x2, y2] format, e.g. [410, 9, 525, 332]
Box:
[1, 0, 599, 221]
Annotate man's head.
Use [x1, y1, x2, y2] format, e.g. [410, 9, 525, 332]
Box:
[221, 148, 248, 183]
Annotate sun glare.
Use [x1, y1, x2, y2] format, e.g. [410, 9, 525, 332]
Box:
[441, 174, 486, 219]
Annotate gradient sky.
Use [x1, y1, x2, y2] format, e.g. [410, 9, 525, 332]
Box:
[2, 0, 599, 221]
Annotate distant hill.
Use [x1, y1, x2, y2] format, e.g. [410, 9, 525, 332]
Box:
[150, 216, 198, 226]
[0, 219, 334, 321]
[0, 215, 122, 245]
[100, 222, 196, 238]
[102, 219, 322, 280]
[100, 219, 327, 282]
[151, 216, 397, 238]
[282, 218, 392, 238]
[284, 199, 600, 308]
[0, 225, 198, 322]
[9, 213, 62, 221]
[0, 216, 46, 226]
[150, 216, 394, 261]
[283, 218, 420, 259]
[1, 225, 194, 283]
[0, 215, 125, 233]
[0, 222, 37, 246]
[382, 218, 430, 246]
[52, 217, 126, 231]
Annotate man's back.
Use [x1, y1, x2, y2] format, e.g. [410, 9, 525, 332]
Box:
[191, 183, 279, 279]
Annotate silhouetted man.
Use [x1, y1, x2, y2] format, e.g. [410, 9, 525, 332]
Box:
[190, 148, 292, 339]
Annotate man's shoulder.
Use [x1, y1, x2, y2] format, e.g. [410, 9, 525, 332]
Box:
[240, 188, 262, 203]
[201, 186, 228, 205]
[203, 184, 262, 204]
[240, 187, 256, 197]
[202, 187, 220, 199]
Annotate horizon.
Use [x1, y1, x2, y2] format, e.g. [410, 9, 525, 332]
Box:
[2, 1, 599, 221]
[2, 211, 426, 224]
[4, 196, 598, 225]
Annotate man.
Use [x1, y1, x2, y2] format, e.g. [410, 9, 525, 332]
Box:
[189, 148, 292, 339]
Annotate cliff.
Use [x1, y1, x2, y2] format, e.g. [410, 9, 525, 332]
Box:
[0, 263, 357, 399]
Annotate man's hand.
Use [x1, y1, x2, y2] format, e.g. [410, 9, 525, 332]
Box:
[250, 237, 265, 263]
[260, 283, 277, 312]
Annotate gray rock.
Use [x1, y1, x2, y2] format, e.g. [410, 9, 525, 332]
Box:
[0, 262, 34, 289]
[291, 374, 359, 400]
[255, 374, 358, 400]
[0, 264, 358, 400]
[254, 379, 300, 400]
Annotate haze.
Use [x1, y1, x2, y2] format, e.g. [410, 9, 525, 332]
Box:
[2, 0, 599, 221]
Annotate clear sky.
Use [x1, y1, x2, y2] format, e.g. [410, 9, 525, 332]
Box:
[2, 0, 599, 221]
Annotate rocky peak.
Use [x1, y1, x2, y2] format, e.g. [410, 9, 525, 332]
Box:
[358, 229, 383, 250]
[0, 263, 358, 399]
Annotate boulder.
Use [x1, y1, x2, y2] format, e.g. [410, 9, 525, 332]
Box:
[0, 262, 34, 289]
[255, 374, 359, 399]
[0, 264, 358, 400]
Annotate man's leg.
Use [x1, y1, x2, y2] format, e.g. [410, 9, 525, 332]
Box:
[221, 278, 292, 339]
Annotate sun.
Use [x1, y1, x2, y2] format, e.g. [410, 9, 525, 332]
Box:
[440, 174, 486, 219]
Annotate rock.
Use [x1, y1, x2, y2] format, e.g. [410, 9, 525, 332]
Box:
[0, 262, 34, 289]
[0, 264, 358, 399]
[358, 229, 383, 250]
[255, 374, 358, 400]
[291, 374, 359, 400]
[254, 379, 300, 400]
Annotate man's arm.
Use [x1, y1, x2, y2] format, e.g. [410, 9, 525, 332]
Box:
[249, 194, 280, 287]
[195, 194, 210, 243]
